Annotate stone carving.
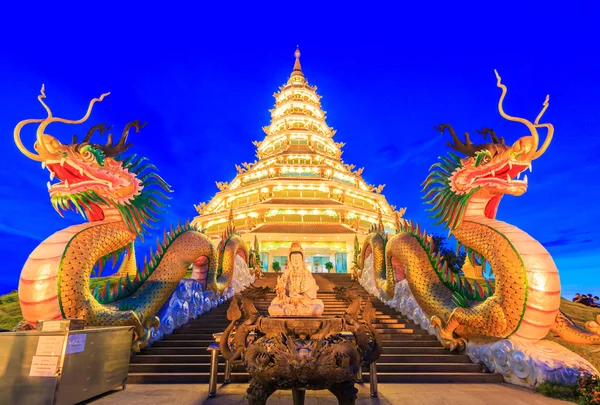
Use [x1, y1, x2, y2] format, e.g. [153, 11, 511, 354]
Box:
[220, 285, 382, 405]
[147, 256, 255, 347]
[268, 241, 324, 317]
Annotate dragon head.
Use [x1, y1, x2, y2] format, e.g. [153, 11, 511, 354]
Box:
[14, 85, 171, 235]
[423, 71, 554, 230]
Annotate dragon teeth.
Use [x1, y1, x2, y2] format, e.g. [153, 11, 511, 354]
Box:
[491, 169, 496, 177]
[41, 162, 46, 170]
[524, 174, 528, 184]
[516, 172, 521, 180]
[47, 181, 51, 190]
[79, 167, 84, 176]
[60, 158, 66, 167]
[528, 163, 533, 172]
[506, 174, 511, 182]
[508, 161, 513, 170]
[64, 179, 70, 189]
[50, 171, 55, 181]
[468, 177, 475, 185]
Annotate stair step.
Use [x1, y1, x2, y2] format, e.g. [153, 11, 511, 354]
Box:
[130, 361, 482, 374]
[378, 354, 472, 363]
[375, 363, 484, 373]
[382, 346, 448, 353]
[150, 340, 215, 348]
[127, 371, 503, 384]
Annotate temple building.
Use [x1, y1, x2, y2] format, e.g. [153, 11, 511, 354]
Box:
[191, 48, 405, 273]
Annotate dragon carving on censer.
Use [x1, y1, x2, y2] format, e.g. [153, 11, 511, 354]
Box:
[359, 71, 600, 351]
[13, 86, 248, 351]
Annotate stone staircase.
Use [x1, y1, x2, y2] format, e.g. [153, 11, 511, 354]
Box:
[127, 273, 502, 384]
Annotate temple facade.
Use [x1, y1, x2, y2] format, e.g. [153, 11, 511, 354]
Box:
[191, 48, 405, 273]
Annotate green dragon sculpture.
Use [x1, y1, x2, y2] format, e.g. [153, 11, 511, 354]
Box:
[359, 71, 600, 350]
[15, 86, 247, 351]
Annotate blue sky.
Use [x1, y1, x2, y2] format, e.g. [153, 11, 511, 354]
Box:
[0, 2, 598, 298]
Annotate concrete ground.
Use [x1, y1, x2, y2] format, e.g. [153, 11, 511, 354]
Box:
[83, 383, 570, 404]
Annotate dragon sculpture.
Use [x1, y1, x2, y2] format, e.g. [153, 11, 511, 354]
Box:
[359, 71, 600, 351]
[14, 86, 248, 351]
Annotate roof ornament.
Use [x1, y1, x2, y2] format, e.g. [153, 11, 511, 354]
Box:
[289, 46, 305, 83]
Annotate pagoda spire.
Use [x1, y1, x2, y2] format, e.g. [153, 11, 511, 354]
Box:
[292, 46, 303, 75]
[288, 46, 306, 84]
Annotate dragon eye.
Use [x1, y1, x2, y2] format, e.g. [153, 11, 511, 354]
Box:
[79, 144, 105, 166]
[474, 151, 492, 166]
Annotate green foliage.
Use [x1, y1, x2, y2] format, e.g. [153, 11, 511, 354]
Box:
[325, 262, 334, 271]
[272, 261, 281, 272]
[536, 374, 600, 404]
[430, 234, 466, 274]
[578, 374, 600, 404]
[0, 291, 21, 330]
[536, 382, 579, 403]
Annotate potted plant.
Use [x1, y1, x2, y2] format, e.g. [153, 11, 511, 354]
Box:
[325, 262, 334, 273]
[272, 261, 281, 272]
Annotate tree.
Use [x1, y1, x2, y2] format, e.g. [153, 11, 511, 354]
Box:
[325, 262, 334, 272]
[272, 261, 281, 272]
[430, 234, 465, 274]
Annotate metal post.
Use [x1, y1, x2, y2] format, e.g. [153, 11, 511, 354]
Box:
[369, 362, 378, 397]
[207, 343, 220, 398]
[292, 388, 306, 405]
[356, 366, 363, 383]
[224, 360, 232, 384]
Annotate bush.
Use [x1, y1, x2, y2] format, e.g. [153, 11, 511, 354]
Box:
[272, 261, 281, 272]
[325, 262, 334, 272]
[578, 374, 600, 404]
[536, 382, 579, 402]
[536, 374, 600, 404]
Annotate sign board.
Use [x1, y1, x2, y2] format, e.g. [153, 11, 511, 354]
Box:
[29, 356, 59, 377]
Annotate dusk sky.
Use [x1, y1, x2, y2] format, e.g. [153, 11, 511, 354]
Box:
[0, 3, 598, 298]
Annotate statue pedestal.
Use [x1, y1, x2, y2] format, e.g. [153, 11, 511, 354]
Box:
[267, 298, 324, 317]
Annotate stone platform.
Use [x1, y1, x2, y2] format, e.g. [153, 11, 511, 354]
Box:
[84, 383, 570, 404]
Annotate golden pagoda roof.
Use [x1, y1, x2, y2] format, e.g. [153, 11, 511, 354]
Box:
[268, 198, 342, 205]
[252, 224, 356, 234]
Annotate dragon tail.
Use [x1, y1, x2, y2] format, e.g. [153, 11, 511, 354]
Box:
[551, 310, 600, 344]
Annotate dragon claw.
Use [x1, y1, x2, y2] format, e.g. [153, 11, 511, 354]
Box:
[431, 315, 466, 352]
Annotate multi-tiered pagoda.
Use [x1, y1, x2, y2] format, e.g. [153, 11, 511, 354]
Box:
[191, 48, 405, 273]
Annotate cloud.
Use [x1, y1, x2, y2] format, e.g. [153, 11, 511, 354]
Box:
[539, 228, 596, 250]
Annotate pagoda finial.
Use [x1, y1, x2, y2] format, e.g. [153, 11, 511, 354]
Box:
[289, 46, 305, 83]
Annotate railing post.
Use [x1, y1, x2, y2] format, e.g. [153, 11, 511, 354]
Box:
[207, 343, 220, 398]
[369, 362, 378, 397]
[224, 360, 232, 384]
[356, 366, 363, 383]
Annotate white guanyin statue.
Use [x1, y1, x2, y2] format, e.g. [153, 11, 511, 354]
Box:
[268, 241, 324, 317]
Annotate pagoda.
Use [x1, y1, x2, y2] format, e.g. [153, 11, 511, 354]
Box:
[191, 48, 405, 273]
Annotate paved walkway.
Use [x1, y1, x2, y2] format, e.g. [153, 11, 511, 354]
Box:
[84, 383, 570, 404]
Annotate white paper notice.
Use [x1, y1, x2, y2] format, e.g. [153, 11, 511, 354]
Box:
[41, 321, 61, 332]
[36, 335, 65, 356]
[29, 356, 59, 377]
